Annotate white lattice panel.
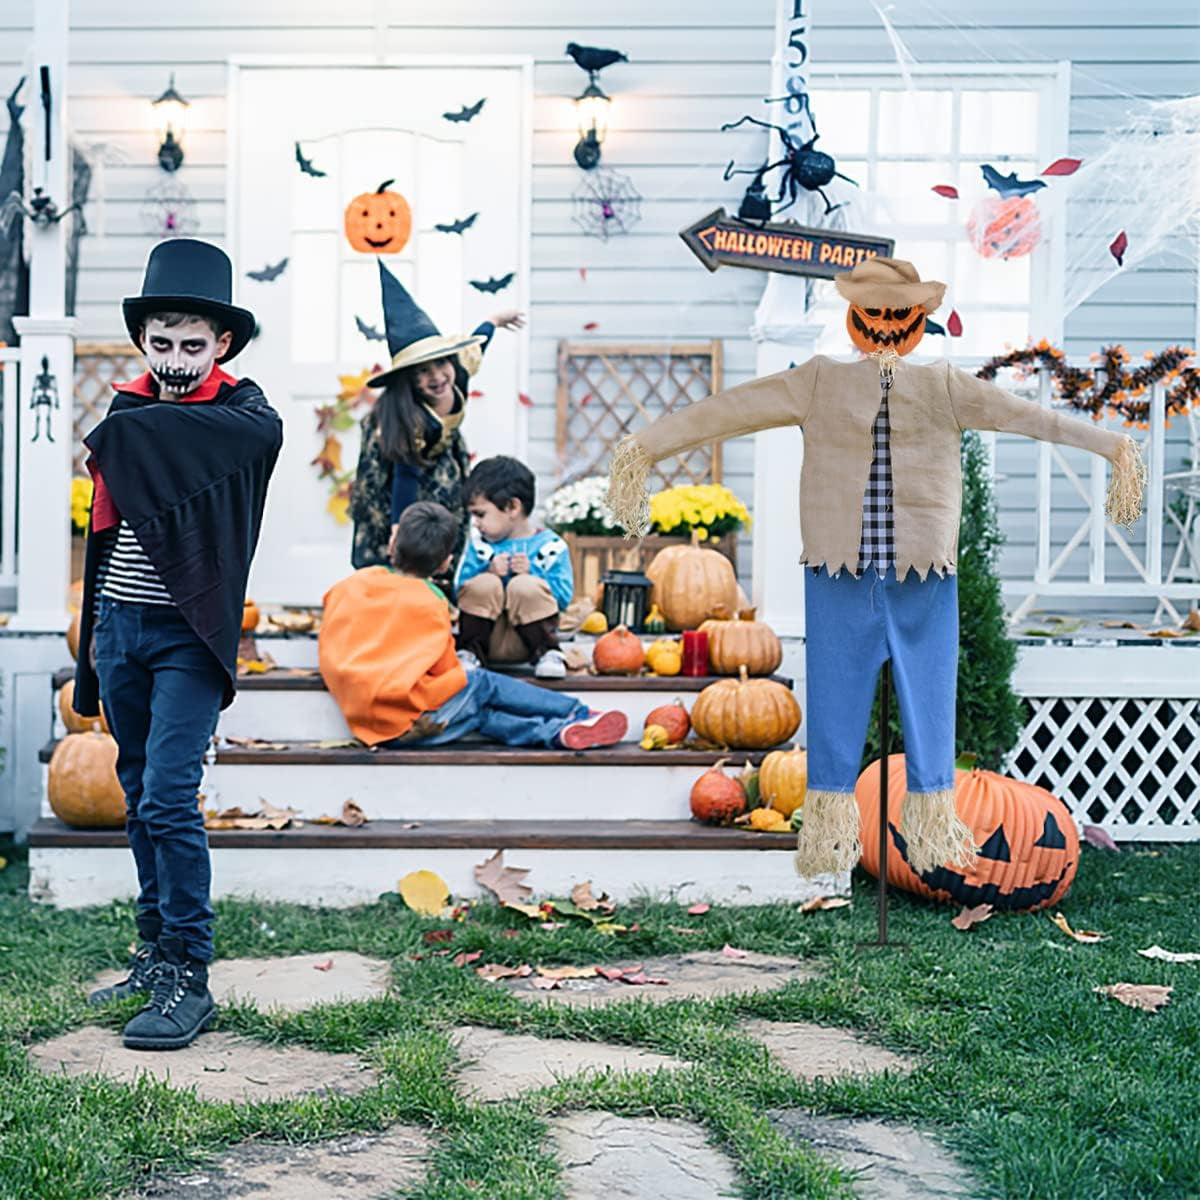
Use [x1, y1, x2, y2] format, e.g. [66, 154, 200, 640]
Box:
[1008, 696, 1200, 841]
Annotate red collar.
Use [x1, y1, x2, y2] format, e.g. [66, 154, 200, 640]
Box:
[113, 364, 237, 402]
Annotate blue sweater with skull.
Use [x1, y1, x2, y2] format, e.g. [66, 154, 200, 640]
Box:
[454, 527, 574, 611]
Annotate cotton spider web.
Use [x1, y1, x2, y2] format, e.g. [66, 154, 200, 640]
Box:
[572, 169, 642, 240]
[140, 178, 200, 238]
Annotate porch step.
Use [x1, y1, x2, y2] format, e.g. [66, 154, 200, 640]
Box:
[27, 817, 823, 909]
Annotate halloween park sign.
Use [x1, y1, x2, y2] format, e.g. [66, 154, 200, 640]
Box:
[680, 208, 893, 279]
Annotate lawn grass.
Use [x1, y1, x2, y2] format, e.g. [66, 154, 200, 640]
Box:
[0, 836, 1196, 1199]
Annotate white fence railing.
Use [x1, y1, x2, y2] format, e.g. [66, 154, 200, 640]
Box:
[0, 347, 18, 595]
[1003, 367, 1200, 621]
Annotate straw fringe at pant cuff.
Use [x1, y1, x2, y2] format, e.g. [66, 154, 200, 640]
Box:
[1106, 435, 1146, 529]
[606, 437, 653, 538]
[900, 787, 978, 874]
[794, 789, 862, 877]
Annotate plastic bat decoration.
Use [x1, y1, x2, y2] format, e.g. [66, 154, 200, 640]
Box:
[245, 257, 288, 282]
[468, 272, 514, 294]
[444, 98, 485, 123]
[434, 212, 479, 234]
[355, 316, 386, 342]
[980, 164, 1046, 198]
[294, 142, 327, 177]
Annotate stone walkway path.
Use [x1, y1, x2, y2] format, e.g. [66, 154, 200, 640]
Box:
[33, 951, 973, 1198]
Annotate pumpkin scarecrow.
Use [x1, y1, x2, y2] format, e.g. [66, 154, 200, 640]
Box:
[607, 257, 1145, 878]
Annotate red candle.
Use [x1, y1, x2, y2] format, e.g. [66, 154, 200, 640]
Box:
[681, 629, 709, 676]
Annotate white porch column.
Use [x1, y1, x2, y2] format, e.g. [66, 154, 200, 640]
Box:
[11, 0, 76, 631]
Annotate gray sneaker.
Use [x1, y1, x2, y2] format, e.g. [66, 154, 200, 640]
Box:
[88, 942, 159, 1006]
[534, 648, 567, 679]
[122, 937, 215, 1051]
[456, 649, 482, 670]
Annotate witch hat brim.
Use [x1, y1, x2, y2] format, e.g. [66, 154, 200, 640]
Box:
[123, 296, 256, 362]
[367, 332, 487, 388]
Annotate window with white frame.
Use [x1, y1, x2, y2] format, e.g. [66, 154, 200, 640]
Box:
[805, 66, 1068, 360]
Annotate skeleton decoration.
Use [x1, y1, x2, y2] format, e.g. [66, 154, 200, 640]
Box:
[29, 355, 59, 443]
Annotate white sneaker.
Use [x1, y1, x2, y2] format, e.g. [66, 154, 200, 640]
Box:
[534, 648, 567, 679]
[457, 649, 482, 670]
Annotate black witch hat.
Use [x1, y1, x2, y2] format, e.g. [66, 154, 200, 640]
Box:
[367, 261, 484, 388]
[122, 239, 256, 361]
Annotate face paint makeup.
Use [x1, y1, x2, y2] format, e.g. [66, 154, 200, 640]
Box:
[142, 315, 231, 397]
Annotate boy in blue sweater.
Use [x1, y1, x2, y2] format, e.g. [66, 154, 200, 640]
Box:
[454, 456, 573, 679]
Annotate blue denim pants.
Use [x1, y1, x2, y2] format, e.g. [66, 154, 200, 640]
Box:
[398, 667, 588, 747]
[805, 566, 958, 796]
[94, 597, 225, 962]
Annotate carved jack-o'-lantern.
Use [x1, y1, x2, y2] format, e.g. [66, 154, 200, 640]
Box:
[966, 194, 1040, 260]
[855, 754, 1079, 912]
[845, 304, 927, 357]
[344, 180, 413, 255]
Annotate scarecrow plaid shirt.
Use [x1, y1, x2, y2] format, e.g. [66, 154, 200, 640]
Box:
[857, 374, 895, 574]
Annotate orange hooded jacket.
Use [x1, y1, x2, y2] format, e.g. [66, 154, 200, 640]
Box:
[319, 567, 467, 745]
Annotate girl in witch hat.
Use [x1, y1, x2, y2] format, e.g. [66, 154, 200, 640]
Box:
[75, 238, 282, 1050]
[349, 262, 524, 585]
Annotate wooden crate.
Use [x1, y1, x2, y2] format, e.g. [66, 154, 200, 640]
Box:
[563, 532, 738, 604]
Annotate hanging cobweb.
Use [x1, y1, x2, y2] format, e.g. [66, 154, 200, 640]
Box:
[572, 169, 642, 240]
[140, 179, 200, 238]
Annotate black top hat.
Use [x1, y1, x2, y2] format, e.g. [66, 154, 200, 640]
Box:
[122, 239, 257, 362]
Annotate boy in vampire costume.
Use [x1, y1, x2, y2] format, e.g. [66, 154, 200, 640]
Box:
[74, 239, 283, 1049]
[608, 258, 1144, 880]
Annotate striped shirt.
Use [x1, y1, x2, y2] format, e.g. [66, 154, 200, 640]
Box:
[98, 521, 175, 606]
[857, 375, 895, 575]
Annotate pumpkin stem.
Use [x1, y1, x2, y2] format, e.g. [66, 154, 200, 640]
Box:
[738, 664, 749, 683]
[376, 179, 395, 193]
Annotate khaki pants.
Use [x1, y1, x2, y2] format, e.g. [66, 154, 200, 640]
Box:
[457, 573, 558, 664]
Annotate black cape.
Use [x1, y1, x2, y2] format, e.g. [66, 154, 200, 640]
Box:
[73, 377, 283, 716]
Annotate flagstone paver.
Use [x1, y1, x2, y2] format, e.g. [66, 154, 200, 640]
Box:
[126, 1126, 429, 1199]
[500, 949, 816, 1007]
[770, 1108, 979, 1200]
[29, 1028, 376, 1103]
[742, 1018, 915, 1080]
[551, 1112, 740, 1199]
[451, 1025, 688, 1101]
[87, 953, 390, 1013]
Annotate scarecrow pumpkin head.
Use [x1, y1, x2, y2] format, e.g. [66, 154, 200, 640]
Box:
[834, 256, 947, 359]
[344, 180, 412, 255]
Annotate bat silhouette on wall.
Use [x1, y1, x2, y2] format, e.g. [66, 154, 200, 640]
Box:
[469, 272, 514, 294]
[355, 315, 386, 342]
[980, 164, 1045, 198]
[246, 257, 288, 282]
[434, 212, 479, 234]
[444, 98, 486, 123]
[294, 142, 327, 177]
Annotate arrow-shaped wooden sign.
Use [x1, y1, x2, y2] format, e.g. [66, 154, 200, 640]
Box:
[680, 209, 894, 279]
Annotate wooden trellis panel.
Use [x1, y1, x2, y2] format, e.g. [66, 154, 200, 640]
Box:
[556, 341, 723, 486]
[73, 342, 142, 474]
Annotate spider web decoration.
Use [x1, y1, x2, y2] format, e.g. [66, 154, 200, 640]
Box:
[140, 178, 200, 238]
[572, 169, 641, 240]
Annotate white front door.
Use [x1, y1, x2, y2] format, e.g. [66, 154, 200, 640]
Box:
[231, 60, 529, 605]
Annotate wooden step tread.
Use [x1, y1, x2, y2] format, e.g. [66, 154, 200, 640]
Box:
[29, 816, 796, 851]
[39, 739, 787, 766]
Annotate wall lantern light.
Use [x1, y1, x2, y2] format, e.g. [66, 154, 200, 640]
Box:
[152, 73, 189, 172]
[573, 74, 611, 171]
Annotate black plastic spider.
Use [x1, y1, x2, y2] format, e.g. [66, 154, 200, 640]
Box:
[721, 114, 857, 217]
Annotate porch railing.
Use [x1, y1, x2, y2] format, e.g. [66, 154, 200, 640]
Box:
[0, 347, 18, 596]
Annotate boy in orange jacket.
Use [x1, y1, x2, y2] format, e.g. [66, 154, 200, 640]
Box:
[320, 502, 627, 749]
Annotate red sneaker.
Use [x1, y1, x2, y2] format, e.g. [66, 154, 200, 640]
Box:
[557, 710, 628, 750]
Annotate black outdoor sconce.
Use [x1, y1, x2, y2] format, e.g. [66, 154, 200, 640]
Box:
[573, 73, 610, 170]
[152, 73, 189, 172]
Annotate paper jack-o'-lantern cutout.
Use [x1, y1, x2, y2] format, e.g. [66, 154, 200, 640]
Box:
[966, 165, 1043, 260]
[846, 304, 927, 357]
[344, 180, 413, 254]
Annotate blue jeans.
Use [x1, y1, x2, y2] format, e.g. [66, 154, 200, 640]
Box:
[805, 566, 958, 796]
[397, 667, 588, 747]
[93, 597, 225, 962]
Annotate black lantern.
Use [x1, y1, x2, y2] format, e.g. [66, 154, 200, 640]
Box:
[573, 75, 610, 170]
[152, 73, 189, 172]
[601, 569, 652, 633]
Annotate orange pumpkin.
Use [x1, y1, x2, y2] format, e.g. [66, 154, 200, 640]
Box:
[242, 599, 260, 634]
[646, 532, 740, 631]
[344, 180, 413, 255]
[66, 610, 81, 662]
[966, 194, 1040, 260]
[846, 304, 927, 357]
[700, 609, 782, 676]
[690, 666, 800, 750]
[592, 625, 645, 675]
[644, 701, 690, 744]
[856, 754, 1079, 912]
[689, 760, 747, 825]
[758, 747, 807, 818]
[47, 732, 126, 828]
[57, 680, 108, 735]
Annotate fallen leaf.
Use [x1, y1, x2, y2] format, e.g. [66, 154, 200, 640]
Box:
[531, 976, 561, 990]
[452, 950, 483, 967]
[1184, 609, 1200, 632]
[722, 944, 748, 959]
[341, 799, 368, 827]
[1050, 912, 1106, 944]
[475, 962, 534, 981]
[1148, 629, 1184, 639]
[261, 801, 298, 824]
[1082, 825, 1121, 852]
[570, 881, 616, 913]
[223, 736, 290, 751]
[686, 903, 710, 916]
[1137, 945, 1200, 964]
[539, 921, 569, 931]
[951, 903, 994, 931]
[582, 321, 598, 331]
[266, 611, 316, 633]
[931, 183, 959, 198]
[619, 972, 669, 986]
[502, 901, 543, 919]
[1041, 157, 1082, 176]
[1094, 982, 1172, 1012]
[468, 389, 484, 398]
[398, 869, 450, 917]
[1110, 229, 1128, 266]
[1101, 620, 1141, 629]
[595, 966, 627, 981]
[313, 958, 334, 972]
[423, 929, 454, 945]
[536, 964, 598, 980]
[578, 267, 587, 281]
[580, 392, 591, 406]
[946, 309, 963, 337]
[799, 896, 852, 913]
[475, 849, 533, 905]
[517, 392, 533, 407]
[593, 922, 629, 935]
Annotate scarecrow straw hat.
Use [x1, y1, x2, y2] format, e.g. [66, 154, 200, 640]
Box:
[834, 257, 946, 313]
